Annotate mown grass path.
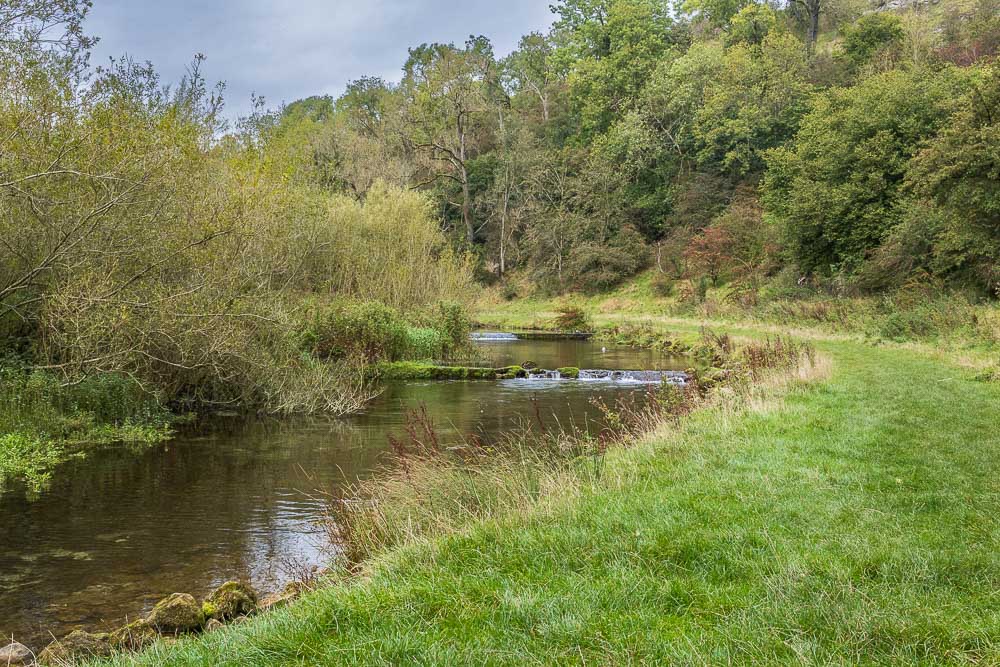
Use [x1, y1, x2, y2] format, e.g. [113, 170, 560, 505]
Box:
[98, 326, 1000, 665]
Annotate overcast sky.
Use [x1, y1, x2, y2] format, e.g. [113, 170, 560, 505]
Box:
[86, 1, 556, 118]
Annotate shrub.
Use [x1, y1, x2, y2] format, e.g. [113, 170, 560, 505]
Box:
[554, 307, 592, 331]
[435, 302, 472, 357]
[309, 301, 409, 362]
[651, 272, 674, 297]
[404, 327, 446, 360]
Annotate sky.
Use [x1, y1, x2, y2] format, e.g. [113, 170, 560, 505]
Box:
[86, 1, 556, 118]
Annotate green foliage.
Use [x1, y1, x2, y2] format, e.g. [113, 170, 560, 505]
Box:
[683, 0, 755, 28]
[307, 301, 410, 362]
[564, 0, 681, 139]
[726, 4, 782, 46]
[565, 225, 651, 292]
[651, 272, 675, 297]
[691, 33, 812, 176]
[763, 66, 968, 275]
[435, 302, 473, 356]
[905, 63, 1000, 292]
[0, 366, 173, 488]
[0, 433, 65, 491]
[838, 13, 905, 72]
[403, 328, 447, 360]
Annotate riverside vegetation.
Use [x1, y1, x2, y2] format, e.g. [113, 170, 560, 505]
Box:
[1, 0, 999, 664]
[2, 0, 998, 487]
[72, 304, 1000, 665]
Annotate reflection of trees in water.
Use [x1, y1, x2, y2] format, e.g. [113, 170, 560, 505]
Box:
[0, 341, 668, 646]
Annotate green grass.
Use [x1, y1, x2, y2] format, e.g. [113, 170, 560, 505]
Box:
[478, 271, 1000, 352]
[90, 302, 1000, 665]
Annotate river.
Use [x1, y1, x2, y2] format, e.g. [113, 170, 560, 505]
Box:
[0, 337, 687, 648]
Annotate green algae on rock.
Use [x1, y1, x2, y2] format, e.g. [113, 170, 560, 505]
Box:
[203, 581, 257, 621]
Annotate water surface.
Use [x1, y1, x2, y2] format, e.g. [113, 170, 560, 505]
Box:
[0, 338, 686, 648]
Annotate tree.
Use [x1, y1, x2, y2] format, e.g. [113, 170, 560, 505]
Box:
[838, 12, 905, 72]
[906, 64, 1000, 292]
[569, 0, 673, 142]
[786, 0, 822, 52]
[692, 32, 812, 176]
[683, 0, 755, 29]
[727, 3, 781, 46]
[762, 67, 968, 275]
[401, 37, 502, 244]
[476, 125, 537, 277]
[504, 32, 558, 123]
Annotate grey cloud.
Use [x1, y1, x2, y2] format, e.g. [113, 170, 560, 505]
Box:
[86, 0, 555, 117]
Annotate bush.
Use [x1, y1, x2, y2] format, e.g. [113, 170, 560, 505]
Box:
[0, 367, 170, 441]
[651, 272, 674, 297]
[404, 327, 446, 360]
[554, 307, 592, 331]
[309, 301, 410, 362]
[564, 226, 650, 293]
[435, 302, 472, 357]
[0, 366, 175, 489]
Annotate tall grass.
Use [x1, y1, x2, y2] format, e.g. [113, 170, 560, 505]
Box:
[325, 333, 817, 568]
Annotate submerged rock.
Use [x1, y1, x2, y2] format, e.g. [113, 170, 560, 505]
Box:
[203, 581, 257, 621]
[109, 619, 158, 651]
[38, 630, 110, 664]
[146, 593, 205, 634]
[0, 642, 33, 666]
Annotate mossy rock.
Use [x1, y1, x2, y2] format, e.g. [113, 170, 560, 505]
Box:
[39, 630, 111, 664]
[146, 593, 205, 634]
[557, 367, 580, 379]
[109, 619, 158, 651]
[203, 581, 257, 621]
[378, 362, 532, 381]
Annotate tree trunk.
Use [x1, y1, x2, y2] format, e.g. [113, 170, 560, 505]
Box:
[461, 164, 473, 244]
[807, 1, 820, 52]
[458, 122, 474, 245]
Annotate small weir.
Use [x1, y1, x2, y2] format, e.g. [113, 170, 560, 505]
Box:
[511, 369, 688, 384]
[470, 332, 520, 342]
[579, 369, 688, 384]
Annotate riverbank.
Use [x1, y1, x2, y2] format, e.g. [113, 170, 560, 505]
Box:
[77, 299, 1000, 665]
[0, 300, 479, 492]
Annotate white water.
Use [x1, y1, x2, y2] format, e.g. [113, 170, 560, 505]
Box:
[507, 369, 688, 387]
[470, 332, 520, 342]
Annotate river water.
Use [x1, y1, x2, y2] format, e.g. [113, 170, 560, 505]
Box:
[0, 338, 687, 648]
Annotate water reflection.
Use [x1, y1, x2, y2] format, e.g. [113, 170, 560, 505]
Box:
[0, 339, 687, 648]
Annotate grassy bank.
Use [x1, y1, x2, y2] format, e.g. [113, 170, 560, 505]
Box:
[84, 299, 1000, 665]
[481, 272, 1000, 352]
[0, 300, 477, 491]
